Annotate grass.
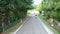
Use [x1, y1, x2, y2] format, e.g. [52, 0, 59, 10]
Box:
[38, 15, 60, 34]
[3, 19, 22, 34]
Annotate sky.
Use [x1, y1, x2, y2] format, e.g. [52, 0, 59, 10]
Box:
[33, 0, 43, 5]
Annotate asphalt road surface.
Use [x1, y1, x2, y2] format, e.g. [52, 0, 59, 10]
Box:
[15, 16, 48, 34]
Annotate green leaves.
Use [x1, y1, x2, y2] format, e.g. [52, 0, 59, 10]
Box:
[41, 0, 60, 21]
[0, 0, 33, 33]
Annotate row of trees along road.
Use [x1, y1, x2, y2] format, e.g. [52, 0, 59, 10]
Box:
[41, 0, 60, 21]
[0, 0, 33, 33]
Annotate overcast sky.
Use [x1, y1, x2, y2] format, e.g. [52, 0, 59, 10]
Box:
[33, 0, 43, 5]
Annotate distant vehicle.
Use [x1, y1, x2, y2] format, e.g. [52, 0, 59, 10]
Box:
[35, 14, 37, 16]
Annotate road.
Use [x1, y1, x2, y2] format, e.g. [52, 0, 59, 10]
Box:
[15, 16, 48, 34]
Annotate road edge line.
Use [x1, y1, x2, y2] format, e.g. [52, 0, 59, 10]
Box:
[38, 17, 54, 34]
[13, 16, 29, 34]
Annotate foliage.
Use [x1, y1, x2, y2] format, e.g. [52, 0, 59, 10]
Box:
[41, 0, 60, 21]
[0, 0, 33, 33]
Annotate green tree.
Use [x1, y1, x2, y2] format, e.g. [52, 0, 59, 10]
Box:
[0, 0, 33, 33]
[41, 0, 60, 21]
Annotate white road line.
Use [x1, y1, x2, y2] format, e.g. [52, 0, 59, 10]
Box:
[37, 17, 54, 34]
[13, 17, 29, 34]
[13, 24, 23, 34]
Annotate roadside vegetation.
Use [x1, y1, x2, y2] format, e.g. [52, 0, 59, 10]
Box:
[37, 0, 60, 34]
[0, 0, 33, 33]
[39, 15, 60, 34]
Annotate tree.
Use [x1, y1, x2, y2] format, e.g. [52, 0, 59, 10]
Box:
[41, 0, 60, 21]
[0, 0, 33, 33]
